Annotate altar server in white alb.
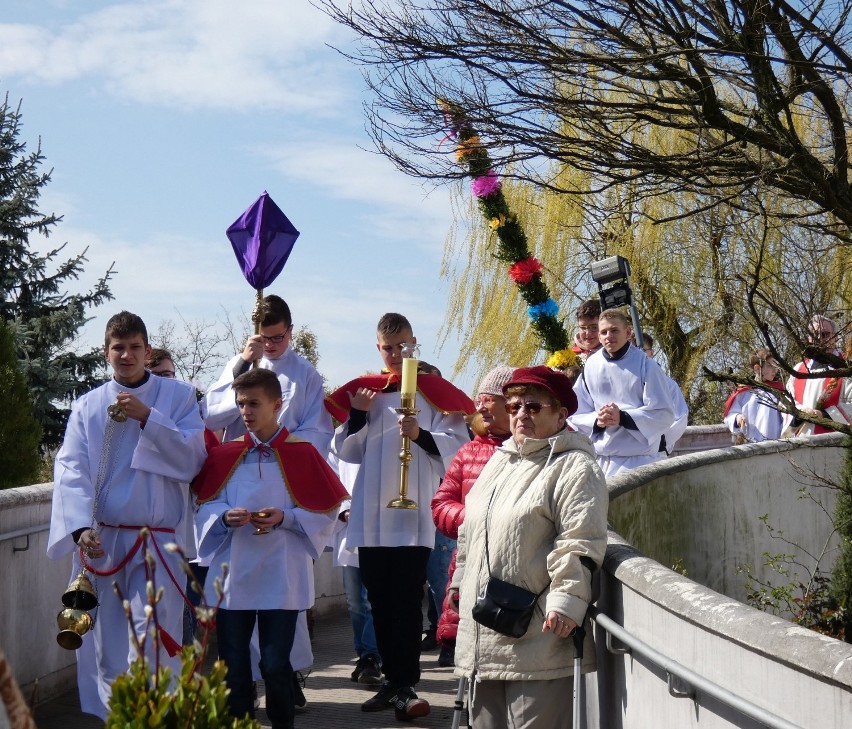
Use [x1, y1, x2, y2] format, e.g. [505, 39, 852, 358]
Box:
[570, 307, 675, 477]
[325, 312, 474, 720]
[202, 293, 331, 694]
[193, 368, 348, 729]
[202, 294, 332, 451]
[47, 311, 207, 720]
[639, 333, 689, 454]
[723, 348, 784, 442]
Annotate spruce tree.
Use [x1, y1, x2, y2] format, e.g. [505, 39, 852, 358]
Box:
[0, 94, 113, 448]
[0, 317, 41, 488]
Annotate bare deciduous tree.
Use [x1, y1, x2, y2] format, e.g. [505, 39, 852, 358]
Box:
[320, 0, 852, 239]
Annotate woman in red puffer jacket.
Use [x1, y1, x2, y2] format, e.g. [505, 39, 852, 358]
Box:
[431, 365, 514, 667]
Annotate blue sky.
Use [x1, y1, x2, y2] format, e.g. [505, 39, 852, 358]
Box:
[1, 0, 473, 391]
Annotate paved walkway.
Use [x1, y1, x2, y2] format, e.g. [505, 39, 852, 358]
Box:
[31, 611, 462, 729]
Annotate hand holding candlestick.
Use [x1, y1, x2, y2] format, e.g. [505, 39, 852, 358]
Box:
[389, 343, 420, 509]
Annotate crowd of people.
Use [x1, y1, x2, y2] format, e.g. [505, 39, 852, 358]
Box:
[46, 297, 850, 728]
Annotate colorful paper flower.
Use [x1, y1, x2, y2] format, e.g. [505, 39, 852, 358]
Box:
[508, 256, 543, 284]
[527, 298, 559, 319]
[456, 135, 481, 161]
[489, 213, 507, 230]
[546, 348, 581, 370]
[471, 170, 501, 198]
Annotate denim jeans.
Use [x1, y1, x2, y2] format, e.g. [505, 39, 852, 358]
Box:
[217, 608, 298, 729]
[182, 563, 209, 645]
[426, 530, 456, 626]
[342, 565, 380, 660]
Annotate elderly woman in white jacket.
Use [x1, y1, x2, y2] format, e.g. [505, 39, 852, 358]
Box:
[448, 366, 608, 728]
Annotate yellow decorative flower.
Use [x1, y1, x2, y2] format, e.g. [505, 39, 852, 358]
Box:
[489, 213, 506, 230]
[456, 135, 481, 161]
[547, 348, 580, 370]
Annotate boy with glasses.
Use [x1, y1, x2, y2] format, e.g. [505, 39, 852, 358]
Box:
[203, 294, 332, 451]
[146, 348, 177, 378]
[571, 299, 603, 363]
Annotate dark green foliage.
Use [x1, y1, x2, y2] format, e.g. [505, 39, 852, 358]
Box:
[0, 94, 113, 448]
[0, 317, 41, 488]
[830, 439, 852, 642]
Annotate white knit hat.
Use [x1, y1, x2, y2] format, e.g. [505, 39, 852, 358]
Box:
[477, 365, 514, 397]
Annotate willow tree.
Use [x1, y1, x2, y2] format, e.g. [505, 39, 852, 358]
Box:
[440, 151, 852, 422]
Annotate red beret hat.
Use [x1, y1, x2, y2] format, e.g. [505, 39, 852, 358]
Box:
[503, 365, 578, 416]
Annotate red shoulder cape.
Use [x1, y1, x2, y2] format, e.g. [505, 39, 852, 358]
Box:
[723, 380, 784, 418]
[324, 372, 476, 423]
[191, 429, 349, 511]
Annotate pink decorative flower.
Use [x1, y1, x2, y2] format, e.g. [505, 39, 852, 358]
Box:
[508, 257, 543, 284]
[471, 170, 501, 198]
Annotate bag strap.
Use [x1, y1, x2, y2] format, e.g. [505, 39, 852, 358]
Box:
[482, 481, 550, 598]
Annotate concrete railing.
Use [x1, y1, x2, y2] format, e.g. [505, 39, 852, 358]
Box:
[0, 483, 346, 703]
[595, 433, 852, 728]
[609, 433, 847, 605]
[669, 423, 733, 456]
[587, 532, 852, 729]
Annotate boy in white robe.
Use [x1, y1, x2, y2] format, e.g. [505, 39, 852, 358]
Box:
[639, 334, 689, 454]
[723, 348, 784, 442]
[47, 311, 207, 720]
[202, 294, 332, 451]
[570, 308, 675, 477]
[194, 368, 347, 729]
[202, 294, 330, 698]
[325, 312, 473, 721]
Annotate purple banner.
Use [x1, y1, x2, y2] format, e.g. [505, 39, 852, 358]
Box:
[226, 191, 300, 290]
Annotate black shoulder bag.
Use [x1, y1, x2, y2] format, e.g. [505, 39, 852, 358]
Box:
[470, 487, 550, 638]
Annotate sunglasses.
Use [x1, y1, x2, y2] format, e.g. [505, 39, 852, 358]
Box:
[505, 401, 554, 415]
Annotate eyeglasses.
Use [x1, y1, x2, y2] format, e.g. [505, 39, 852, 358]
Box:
[474, 394, 502, 408]
[505, 401, 554, 415]
[261, 333, 289, 344]
[151, 370, 176, 378]
[577, 325, 599, 333]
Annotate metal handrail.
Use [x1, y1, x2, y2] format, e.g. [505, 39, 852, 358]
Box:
[0, 522, 50, 551]
[590, 606, 804, 729]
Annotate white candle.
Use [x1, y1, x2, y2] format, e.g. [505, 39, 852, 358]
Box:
[401, 356, 418, 397]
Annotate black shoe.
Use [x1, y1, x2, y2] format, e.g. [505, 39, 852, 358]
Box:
[394, 686, 431, 721]
[356, 655, 383, 686]
[361, 681, 398, 712]
[438, 645, 455, 668]
[350, 656, 364, 682]
[421, 628, 438, 651]
[293, 671, 307, 711]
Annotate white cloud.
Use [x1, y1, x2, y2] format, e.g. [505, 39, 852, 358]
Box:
[262, 139, 453, 249]
[0, 0, 354, 112]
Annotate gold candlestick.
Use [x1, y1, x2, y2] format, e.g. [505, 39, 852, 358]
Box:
[388, 343, 420, 509]
[389, 392, 419, 509]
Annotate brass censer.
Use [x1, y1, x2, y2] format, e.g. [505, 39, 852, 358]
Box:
[56, 569, 98, 649]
